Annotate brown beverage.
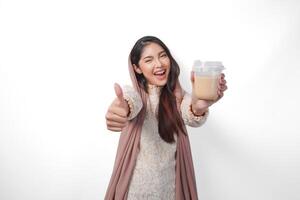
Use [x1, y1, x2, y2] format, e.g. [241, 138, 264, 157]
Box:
[192, 60, 224, 101]
[193, 75, 220, 100]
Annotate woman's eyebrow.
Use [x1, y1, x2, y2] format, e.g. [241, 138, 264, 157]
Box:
[158, 50, 166, 55]
[143, 51, 166, 60]
[143, 56, 153, 60]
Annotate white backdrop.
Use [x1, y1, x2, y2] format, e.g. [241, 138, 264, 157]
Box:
[1, 0, 300, 199]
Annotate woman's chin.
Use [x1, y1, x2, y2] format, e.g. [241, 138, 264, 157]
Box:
[150, 79, 168, 87]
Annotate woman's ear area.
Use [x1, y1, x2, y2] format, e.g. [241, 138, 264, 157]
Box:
[133, 64, 143, 74]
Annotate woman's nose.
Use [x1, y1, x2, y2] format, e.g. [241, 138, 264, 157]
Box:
[154, 59, 162, 68]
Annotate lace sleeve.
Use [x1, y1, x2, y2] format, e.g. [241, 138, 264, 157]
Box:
[180, 92, 209, 127]
[122, 85, 143, 120]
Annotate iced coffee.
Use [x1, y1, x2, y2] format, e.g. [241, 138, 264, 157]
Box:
[192, 61, 224, 101]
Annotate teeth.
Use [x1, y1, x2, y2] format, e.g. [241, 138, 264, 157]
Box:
[154, 70, 165, 75]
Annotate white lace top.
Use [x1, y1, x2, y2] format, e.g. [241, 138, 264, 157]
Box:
[122, 84, 209, 200]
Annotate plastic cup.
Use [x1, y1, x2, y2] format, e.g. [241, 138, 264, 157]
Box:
[192, 60, 225, 101]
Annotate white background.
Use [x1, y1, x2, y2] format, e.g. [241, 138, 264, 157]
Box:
[1, 0, 300, 199]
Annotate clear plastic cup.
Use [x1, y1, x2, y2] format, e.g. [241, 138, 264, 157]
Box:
[192, 60, 225, 101]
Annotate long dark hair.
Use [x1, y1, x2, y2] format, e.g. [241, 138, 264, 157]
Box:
[129, 36, 186, 143]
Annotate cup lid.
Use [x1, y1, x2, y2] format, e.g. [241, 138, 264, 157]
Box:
[193, 60, 225, 72]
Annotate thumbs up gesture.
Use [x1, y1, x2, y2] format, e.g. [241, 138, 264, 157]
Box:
[105, 83, 130, 132]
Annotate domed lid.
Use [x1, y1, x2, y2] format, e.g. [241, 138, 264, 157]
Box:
[193, 60, 225, 72]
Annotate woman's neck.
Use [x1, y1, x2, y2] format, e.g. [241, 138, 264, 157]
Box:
[147, 83, 162, 95]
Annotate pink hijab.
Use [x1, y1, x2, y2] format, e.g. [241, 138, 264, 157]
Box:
[104, 58, 198, 200]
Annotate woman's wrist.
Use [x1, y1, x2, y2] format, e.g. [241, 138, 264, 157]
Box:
[190, 104, 207, 116]
[123, 99, 131, 117]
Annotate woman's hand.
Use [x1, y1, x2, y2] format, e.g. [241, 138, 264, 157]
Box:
[105, 83, 130, 132]
[190, 72, 227, 115]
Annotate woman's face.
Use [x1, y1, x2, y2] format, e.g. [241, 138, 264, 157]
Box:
[134, 42, 171, 87]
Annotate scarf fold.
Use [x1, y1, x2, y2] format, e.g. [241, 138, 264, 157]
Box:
[105, 58, 198, 200]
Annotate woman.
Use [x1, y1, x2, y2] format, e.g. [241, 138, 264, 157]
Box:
[105, 36, 227, 199]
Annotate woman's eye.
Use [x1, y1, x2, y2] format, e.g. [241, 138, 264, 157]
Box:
[161, 54, 167, 58]
[145, 60, 151, 63]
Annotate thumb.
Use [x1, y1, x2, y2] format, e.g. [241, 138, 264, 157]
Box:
[190, 71, 195, 83]
[114, 83, 128, 110]
[114, 83, 124, 101]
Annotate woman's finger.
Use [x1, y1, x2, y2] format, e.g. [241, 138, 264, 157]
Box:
[217, 90, 224, 99]
[218, 84, 228, 91]
[219, 92, 224, 99]
[190, 71, 195, 83]
[217, 90, 222, 96]
[107, 126, 123, 132]
[219, 79, 226, 84]
[105, 112, 127, 123]
[219, 73, 225, 81]
[106, 120, 127, 128]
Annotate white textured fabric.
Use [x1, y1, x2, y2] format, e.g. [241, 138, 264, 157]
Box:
[122, 85, 208, 200]
[123, 85, 143, 120]
[180, 92, 209, 127]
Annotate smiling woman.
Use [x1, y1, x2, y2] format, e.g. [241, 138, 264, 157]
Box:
[133, 43, 171, 86]
[104, 36, 227, 199]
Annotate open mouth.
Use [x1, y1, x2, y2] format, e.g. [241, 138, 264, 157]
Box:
[153, 69, 168, 82]
[154, 69, 166, 77]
